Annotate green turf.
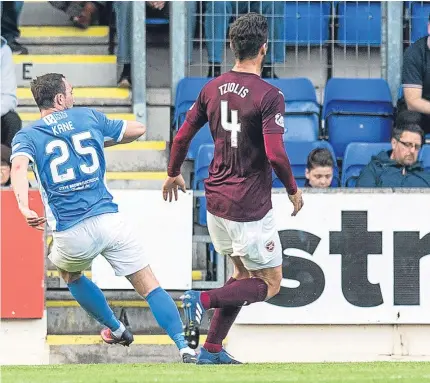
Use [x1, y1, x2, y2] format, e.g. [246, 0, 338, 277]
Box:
[3, 362, 430, 383]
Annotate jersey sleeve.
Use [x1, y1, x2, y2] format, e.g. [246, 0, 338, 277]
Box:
[261, 88, 286, 135]
[92, 109, 127, 142]
[185, 89, 208, 128]
[10, 130, 36, 163]
[402, 45, 423, 88]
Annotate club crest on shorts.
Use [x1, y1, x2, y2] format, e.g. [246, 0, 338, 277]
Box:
[265, 240, 275, 252]
[275, 113, 284, 128]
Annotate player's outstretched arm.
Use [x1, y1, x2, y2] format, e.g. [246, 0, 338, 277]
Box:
[162, 121, 200, 202]
[11, 156, 46, 230]
[104, 121, 146, 147]
[120, 121, 147, 143]
[264, 134, 304, 216]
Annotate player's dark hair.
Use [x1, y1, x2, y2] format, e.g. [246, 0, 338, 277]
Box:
[393, 110, 424, 141]
[30, 73, 66, 110]
[229, 12, 268, 61]
[306, 148, 334, 171]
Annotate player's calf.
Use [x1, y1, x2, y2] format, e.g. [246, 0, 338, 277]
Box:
[127, 265, 196, 361]
[249, 265, 282, 300]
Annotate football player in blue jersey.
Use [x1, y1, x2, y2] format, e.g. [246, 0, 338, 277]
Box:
[10, 73, 196, 363]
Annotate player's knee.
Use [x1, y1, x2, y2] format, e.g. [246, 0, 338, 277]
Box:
[59, 269, 82, 284]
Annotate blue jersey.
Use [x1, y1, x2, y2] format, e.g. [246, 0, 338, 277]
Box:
[10, 107, 126, 232]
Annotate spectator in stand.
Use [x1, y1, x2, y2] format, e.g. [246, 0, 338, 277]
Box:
[397, 13, 430, 134]
[1, 1, 28, 54]
[1, 158, 11, 187]
[305, 148, 334, 188]
[356, 111, 430, 188]
[1, 37, 22, 149]
[49, 1, 105, 29]
[204, 1, 284, 78]
[113, 1, 169, 88]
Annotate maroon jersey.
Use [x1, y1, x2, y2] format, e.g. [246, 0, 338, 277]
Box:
[186, 71, 286, 222]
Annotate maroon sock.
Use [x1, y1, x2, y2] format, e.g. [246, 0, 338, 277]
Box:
[200, 277, 268, 310]
[204, 277, 241, 353]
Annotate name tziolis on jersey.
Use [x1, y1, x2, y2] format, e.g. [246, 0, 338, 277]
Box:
[218, 82, 249, 98]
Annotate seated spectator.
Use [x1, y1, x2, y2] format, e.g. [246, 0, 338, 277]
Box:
[1, 37, 21, 149]
[305, 148, 334, 188]
[204, 2, 284, 78]
[356, 111, 430, 188]
[397, 13, 430, 134]
[1, 1, 28, 54]
[49, 1, 104, 29]
[1, 157, 11, 187]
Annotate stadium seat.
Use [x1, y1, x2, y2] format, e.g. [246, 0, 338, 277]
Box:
[272, 141, 339, 188]
[284, 1, 331, 46]
[418, 144, 430, 172]
[409, 1, 430, 43]
[337, 1, 382, 46]
[173, 77, 213, 159]
[341, 142, 392, 187]
[194, 144, 215, 226]
[146, 18, 169, 25]
[323, 78, 394, 159]
[265, 78, 320, 142]
[187, 124, 213, 160]
[173, 77, 211, 129]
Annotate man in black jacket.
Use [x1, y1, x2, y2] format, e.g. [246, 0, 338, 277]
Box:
[397, 13, 430, 134]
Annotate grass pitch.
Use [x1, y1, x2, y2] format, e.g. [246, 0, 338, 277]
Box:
[3, 362, 430, 383]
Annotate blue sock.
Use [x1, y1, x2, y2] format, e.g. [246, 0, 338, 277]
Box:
[146, 287, 188, 350]
[67, 275, 120, 331]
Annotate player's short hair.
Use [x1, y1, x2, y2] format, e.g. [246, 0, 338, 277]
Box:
[393, 110, 424, 141]
[306, 148, 334, 170]
[229, 12, 268, 61]
[30, 73, 66, 110]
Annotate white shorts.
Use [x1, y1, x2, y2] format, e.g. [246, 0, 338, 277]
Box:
[207, 209, 282, 271]
[49, 213, 148, 276]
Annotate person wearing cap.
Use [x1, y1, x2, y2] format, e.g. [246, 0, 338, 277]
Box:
[397, 13, 430, 134]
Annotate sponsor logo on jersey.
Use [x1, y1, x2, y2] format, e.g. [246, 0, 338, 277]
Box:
[43, 114, 57, 125]
[275, 113, 284, 128]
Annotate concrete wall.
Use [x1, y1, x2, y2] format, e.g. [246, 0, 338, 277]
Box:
[227, 324, 430, 363]
[0, 311, 49, 365]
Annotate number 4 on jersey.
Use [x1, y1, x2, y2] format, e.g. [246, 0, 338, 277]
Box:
[221, 100, 241, 148]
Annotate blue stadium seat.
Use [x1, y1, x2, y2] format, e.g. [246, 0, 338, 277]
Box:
[173, 77, 211, 129]
[272, 141, 339, 188]
[337, 1, 382, 46]
[341, 142, 392, 187]
[187, 124, 213, 160]
[418, 144, 430, 172]
[323, 78, 394, 159]
[284, 1, 331, 46]
[265, 78, 320, 142]
[146, 18, 169, 25]
[194, 144, 215, 226]
[409, 1, 430, 43]
[173, 77, 212, 159]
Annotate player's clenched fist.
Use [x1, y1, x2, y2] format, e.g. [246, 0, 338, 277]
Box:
[288, 189, 304, 217]
[162, 174, 186, 202]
